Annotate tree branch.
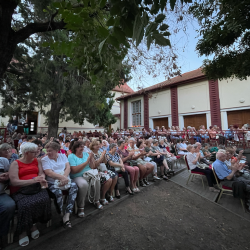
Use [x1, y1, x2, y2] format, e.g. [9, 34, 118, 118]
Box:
[14, 19, 66, 44]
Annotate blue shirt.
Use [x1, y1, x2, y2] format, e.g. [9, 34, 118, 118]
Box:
[68, 153, 91, 179]
[225, 129, 233, 138]
[213, 159, 232, 180]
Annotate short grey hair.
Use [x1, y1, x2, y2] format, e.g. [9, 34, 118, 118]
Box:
[109, 143, 117, 150]
[193, 144, 199, 149]
[22, 142, 38, 154]
[186, 145, 193, 152]
[128, 138, 135, 142]
[0, 143, 12, 152]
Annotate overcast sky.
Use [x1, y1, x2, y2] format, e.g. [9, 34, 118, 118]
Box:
[127, 18, 212, 91]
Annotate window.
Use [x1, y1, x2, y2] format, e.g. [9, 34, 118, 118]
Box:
[132, 100, 141, 126]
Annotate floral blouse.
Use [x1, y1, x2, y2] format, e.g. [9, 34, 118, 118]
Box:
[105, 152, 121, 171]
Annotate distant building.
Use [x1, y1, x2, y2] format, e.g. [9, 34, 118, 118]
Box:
[117, 68, 250, 130]
[0, 82, 134, 134]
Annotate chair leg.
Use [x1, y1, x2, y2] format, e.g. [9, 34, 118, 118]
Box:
[191, 174, 194, 182]
[217, 190, 223, 203]
[186, 173, 192, 185]
[201, 176, 204, 189]
[240, 199, 246, 212]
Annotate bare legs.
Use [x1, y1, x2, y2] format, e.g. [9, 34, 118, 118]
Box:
[101, 178, 112, 199]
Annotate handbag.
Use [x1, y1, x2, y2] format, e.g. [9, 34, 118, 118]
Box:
[82, 169, 100, 203]
[54, 171, 72, 190]
[18, 183, 41, 195]
[197, 163, 209, 169]
[128, 160, 138, 166]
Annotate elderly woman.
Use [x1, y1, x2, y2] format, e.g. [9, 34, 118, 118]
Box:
[42, 142, 78, 228]
[144, 140, 170, 180]
[105, 143, 133, 197]
[68, 141, 103, 217]
[127, 138, 154, 187]
[33, 139, 46, 159]
[9, 142, 51, 247]
[0, 143, 19, 164]
[117, 140, 140, 192]
[138, 140, 161, 181]
[186, 144, 219, 192]
[90, 140, 117, 204]
[83, 138, 91, 153]
[158, 139, 177, 167]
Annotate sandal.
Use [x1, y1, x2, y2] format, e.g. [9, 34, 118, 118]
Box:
[19, 236, 29, 247]
[160, 175, 169, 181]
[100, 199, 109, 205]
[78, 208, 85, 218]
[63, 220, 72, 229]
[31, 229, 40, 240]
[94, 201, 103, 209]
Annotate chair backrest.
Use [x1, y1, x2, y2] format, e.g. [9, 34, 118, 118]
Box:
[174, 145, 178, 156]
[211, 164, 221, 187]
[184, 155, 190, 171]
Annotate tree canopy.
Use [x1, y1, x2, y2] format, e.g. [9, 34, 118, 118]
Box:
[191, 0, 250, 80]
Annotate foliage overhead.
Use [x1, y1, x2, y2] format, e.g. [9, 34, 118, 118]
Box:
[191, 0, 250, 80]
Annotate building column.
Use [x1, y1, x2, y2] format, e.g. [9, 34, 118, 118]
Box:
[144, 94, 149, 130]
[124, 99, 128, 129]
[206, 112, 211, 129]
[179, 115, 184, 129]
[221, 111, 228, 130]
[171, 86, 179, 126]
[149, 118, 153, 130]
[209, 79, 221, 128]
[168, 116, 172, 128]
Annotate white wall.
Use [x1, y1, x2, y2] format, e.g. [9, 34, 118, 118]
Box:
[178, 80, 210, 114]
[120, 100, 124, 129]
[149, 89, 171, 117]
[219, 77, 250, 109]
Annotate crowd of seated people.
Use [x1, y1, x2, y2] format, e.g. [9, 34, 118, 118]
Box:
[0, 123, 250, 249]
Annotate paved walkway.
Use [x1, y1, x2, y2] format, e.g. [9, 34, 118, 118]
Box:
[170, 169, 250, 221]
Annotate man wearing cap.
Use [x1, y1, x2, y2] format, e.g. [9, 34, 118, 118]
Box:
[0, 157, 16, 248]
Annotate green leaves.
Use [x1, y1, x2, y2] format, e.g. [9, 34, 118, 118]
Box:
[133, 14, 144, 46]
[152, 33, 171, 46]
[159, 24, 169, 31]
[155, 13, 165, 23]
[170, 0, 177, 10]
[145, 22, 158, 36]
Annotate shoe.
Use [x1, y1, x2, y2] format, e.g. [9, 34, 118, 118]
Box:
[100, 199, 109, 205]
[126, 189, 134, 195]
[62, 220, 72, 229]
[19, 236, 29, 247]
[94, 201, 103, 209]
[132, 188, 138, 193]
[153, 176, 161, 180]
[167, 169, 175, 174]
[108, 195, 114, 202]
[31, 229, 40, 240]
[136, 187, 140, 192]
[78, 208, 85, 218]
[143, 179, 150, 185]
[115, 195, 121, 199]
[160, 175, 169, 181]
[139, 180, 146, 187]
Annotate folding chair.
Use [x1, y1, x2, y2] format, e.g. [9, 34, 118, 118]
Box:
[174, 145, 184, 168]
[212, 165, 245, 212]
[184, 155, 206, 189]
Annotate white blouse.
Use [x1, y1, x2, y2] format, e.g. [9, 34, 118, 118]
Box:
[42, 153, 69, 183]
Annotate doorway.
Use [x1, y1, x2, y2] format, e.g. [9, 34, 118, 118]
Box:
[184, 114, 207, 130]
[153, 117, 169, 129]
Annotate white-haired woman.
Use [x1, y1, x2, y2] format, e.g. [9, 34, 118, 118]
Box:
[42, 142, 78, 229]
[186, 144, 219, 192]
[9, 142, 51, 247]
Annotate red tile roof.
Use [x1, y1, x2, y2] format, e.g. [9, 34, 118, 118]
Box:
[117, 68, 206, 100]
[113, 82, 134, 94]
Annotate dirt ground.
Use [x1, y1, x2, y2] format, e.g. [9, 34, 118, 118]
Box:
[34, 181, 250, 250]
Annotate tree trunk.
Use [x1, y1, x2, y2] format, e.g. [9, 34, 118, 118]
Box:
[47, 101, 62, 138]
[0, 1, 18, 80]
